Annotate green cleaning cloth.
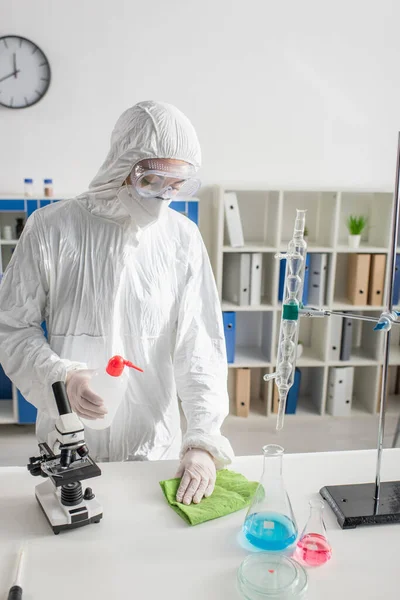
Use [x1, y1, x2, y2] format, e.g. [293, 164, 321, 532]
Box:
[159, 469, 259, 526]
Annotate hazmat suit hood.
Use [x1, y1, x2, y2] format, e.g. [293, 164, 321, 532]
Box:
[0, 100, 234, 468]
[85, 100, 202, 203]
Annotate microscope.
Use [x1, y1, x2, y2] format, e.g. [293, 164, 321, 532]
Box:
[27, 381, 103, 534]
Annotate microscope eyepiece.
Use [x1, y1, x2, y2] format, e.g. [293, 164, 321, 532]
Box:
[52, 381, 72, 415]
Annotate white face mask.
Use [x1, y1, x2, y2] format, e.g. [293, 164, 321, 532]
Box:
[117, 182, 171, 229]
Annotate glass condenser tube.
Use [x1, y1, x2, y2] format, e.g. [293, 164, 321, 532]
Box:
[265, 209, 307, 431]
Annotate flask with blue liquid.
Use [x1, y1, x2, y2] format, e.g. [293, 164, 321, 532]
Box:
[243, 444, 298, 552]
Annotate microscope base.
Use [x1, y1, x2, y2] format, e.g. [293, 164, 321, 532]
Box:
[36, 478, 103, 535]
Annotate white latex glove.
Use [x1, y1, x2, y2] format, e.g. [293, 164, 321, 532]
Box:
[176, 449, 216, 505]
[65, 370, 108, 420]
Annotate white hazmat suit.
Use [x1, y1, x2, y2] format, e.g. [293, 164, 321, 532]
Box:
[0, 101, 234, 467]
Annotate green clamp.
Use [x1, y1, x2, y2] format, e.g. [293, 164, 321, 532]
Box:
[283, 303, 299, 321]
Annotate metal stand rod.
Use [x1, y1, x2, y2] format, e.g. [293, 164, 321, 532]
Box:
[374, 132, 400, 503]
[328, 311, 398, 324]
[301, 308, 400, 325]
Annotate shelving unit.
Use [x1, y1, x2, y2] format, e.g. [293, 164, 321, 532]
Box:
[233, 311, 273, 368]
[0, 400, 15, 424]
[0, 195, 200, 425]
[199, 185, 398, 419]
[223, 244, 276, 253]
[389, 326, 400, 365]
[0, 362, 15, 424]
[0, 197, 60, 424]
[294, 367, 326, 415]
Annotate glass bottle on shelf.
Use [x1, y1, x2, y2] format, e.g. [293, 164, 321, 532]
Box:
[243, 444, 298, 551]
[43, 179, 53, 197]
[16, 218, 25, 239]
[294, 499, 332, 567]
[24, 178, 34, 197]
[2, 226, 13, 241]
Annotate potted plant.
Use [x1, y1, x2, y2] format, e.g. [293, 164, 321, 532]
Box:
[346, 215, 367, 248]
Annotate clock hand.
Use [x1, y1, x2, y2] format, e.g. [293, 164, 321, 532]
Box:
[0, 70, 20, 83]
[13, 53, 17, 78]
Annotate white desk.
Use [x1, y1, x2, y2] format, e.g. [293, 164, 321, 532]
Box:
[1, 449, 399, 599]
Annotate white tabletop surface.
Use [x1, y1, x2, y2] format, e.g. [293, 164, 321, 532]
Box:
[1, 448, 399, 599]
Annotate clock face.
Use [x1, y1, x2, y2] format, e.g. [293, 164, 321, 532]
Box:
[0, 35, 51, 109]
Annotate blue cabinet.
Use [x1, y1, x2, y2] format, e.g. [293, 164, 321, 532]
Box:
[17, 390, 37, 424]
[0, 196, 199, 424]
[0, 364, 12, 400]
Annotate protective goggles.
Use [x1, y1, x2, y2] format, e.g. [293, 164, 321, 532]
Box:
[130, 160, 201, 200]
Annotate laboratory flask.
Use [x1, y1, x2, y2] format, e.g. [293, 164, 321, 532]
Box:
[243, 445, 298, 551]
[295, 499, 332, 567]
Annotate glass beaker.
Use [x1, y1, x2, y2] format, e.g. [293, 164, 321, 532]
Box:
[243, 445, 298, 551]
[294, 499, 332, 567]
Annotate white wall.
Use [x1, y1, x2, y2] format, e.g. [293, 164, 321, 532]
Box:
[1, 0, 400, 195]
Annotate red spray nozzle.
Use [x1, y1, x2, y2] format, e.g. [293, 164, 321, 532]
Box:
[124, 360, 144, 373]
[106, 355, 144, 377]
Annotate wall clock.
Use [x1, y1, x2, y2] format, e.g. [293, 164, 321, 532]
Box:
[0, 35, 51, 109]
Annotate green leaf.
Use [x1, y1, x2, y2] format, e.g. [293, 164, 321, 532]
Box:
[346, 215, 367, 235]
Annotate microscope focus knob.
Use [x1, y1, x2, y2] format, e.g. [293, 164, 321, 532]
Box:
[84, 487, 95, 501]
[77, 444, 89, 458]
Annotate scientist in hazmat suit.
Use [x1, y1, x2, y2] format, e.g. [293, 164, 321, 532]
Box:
[0, 101, 234, 505]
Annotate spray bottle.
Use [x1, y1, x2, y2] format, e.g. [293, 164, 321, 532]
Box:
[81, 355, 143, 431]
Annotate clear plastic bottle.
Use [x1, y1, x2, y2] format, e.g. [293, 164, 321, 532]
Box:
[81, 355, 143, 431]
[43, 179, 53, 197]
[243, 445, 298, 551]
[24, 178, 34, 197]
[295, 499, 332, 567]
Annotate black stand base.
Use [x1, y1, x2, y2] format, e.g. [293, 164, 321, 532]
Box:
[320, 481, 400, 529]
